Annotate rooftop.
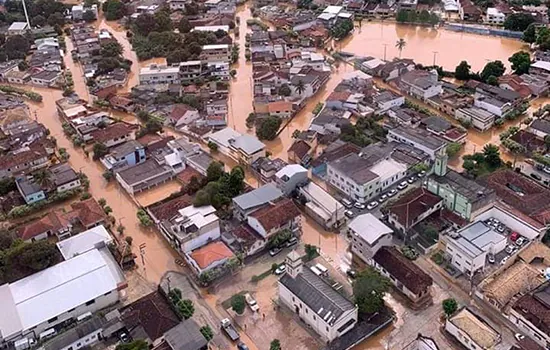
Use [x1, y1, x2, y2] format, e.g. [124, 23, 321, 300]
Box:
[431, 169, 493, 202]
[148, 194, 193, 221]
[389, 126, 447, 151]
[329, 153, 378, 185]
[388, 188, 442, 229]
[56, 225, 113, 260]
[448, 221, 506, 258]
[107, 140, 144, 159]
[189, 241, 234, 269]
[373, 246, 433, 295]
[248, 198, 301, 233]
[49, 163, 79, 187]
[164, 318, 208, 350]
[117, 159, 172, 186]
[348, 213, 393, 245]
[448, 308, 499, 348]
[512, 282, 550, 340]
[232, 183, 283, 211]
[90, 122, 134, 144]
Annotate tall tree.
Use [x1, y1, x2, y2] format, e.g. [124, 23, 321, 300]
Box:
[483, 144, 502, 168]
[480, 60, 505, 82]
[442, 298, 458, 317]
[395, 38, 406, 58]
[454, 61, 471, 80]
[504, 13, 535, 31]
[508, 51, 531, 75]
[294, 79, 305, 95]
[353, 267, 389, 314]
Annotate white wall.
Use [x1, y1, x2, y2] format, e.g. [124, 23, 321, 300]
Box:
[60, 329, 103, 350]
[473, 206, 544, 240]
[327, 165, 380, 203]
[445, 240, 487, 276]
[180, 224, 221, 252]
[57, 179, 81, 193]
[444, 318, 484, 350]
[351, 233, 392, 264]
[509, 308, 550, 348]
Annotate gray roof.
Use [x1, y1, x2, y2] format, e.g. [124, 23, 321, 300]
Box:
[16, 177, 42, 196]
[232, 183, 283, 210]
[164, 319, 207, 350]
[422, 116, 451, 133]
[187, 151, 213, 173]
[530, 119, 550, 135]
[432, 169, 492, 202]
[230, 134, 265, 155]
[109, 140, 143, 159]
[31, 70, 60, 81]
[117, 159, 171, 185]
[50, 163, 79, 186]
[451, 221, 506, 258]
[329, 153, 378, 184]
[42, 316, 106, 350]
[389, 126, 447, 151]
[280, 267, 355, 325]
[311, 108, 349, 126]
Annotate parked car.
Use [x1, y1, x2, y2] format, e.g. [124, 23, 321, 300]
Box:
[378, 194, 388, 203]
[346, 269, 357, 279]
[500, 256, 510, 265]
[345, 210, 354, 218]
[407, 176, 416, 184]
[119, 333, 130, 344]
[341, 198, 353, 208]
[244, 293, 259, 312]
[397, 181, 408, 190]
[286, 236, 298, 248]
[516, 237, 526, 246]
[237, 342, 250, 350]
[487, 254, 495, 264]
[367, 201, 379, 210]
[354, 202, 366, 210]
[387, 189, 398, 197]
[544, 167, 550, 174]
[497, 225, 505, 233]
[269, 247, 282, 257]
[418, 170, 426, 177]
[505, 245, 515, 254]
[514, 333, 525, 341]
[274, 265, 286, 275]
[510, 232, 520, 241]
[531, 173, 542, 181]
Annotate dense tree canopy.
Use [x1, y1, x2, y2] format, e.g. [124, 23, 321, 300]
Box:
[353, 268, 389, 314]
[256, 116, 282, 140]
[480, 60, 505, 83]
[508, 51, 531, 75]
[504, 13, 535, 31]
[103, 0, 126, 20]
[455, 61, 471, 80]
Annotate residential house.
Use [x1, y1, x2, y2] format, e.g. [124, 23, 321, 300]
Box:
[373, 246, 433, 304]
[251, 157, 288, 183]
[278, 251, 358, 342]
[0, 106, 32, 132]
[100, 140, 146, 170]
[247, 198, 301, 238]
[427, 89, 473, 117]
[443, 220, 506, 277]
[267, 101, 294, 119]
[223, 224, 267, 257]
[56, 225, 113, 260]
[116, 159, 175, 195]
[7, 22, 28, 36]
[200, 44, 231, 62]
[0, 145, 50, 179]
[531, 61, 550, 80]
[458, 0, 482, 21]
[486, 7, 506, 23]
[309, 108, 351, 135]
[299, 181, 345, 230]
[50, 163, 81, 192]
[529, 119, 550, 140]
[426, 153, 495, 220]
[348, 213, 393, 264]
[445, 308, 501, 349]
[139, 64, 181, 85]
[387, 187, 443, 234]
[274, 164, 309, 196]
[90, 123, 135, 148]
[455, 106, 496, 131]
[474, 83, 522, 118]
[187, 241, 234, 275]
[30, 70, 60, 87]
[498, 75, 534, 99]
[327, 153, 379, 203]
[399, 70, 442, 100]
[15, 176, 45, 204]
[387, 126, 447, 160]
[232, 183, 283, 220]
[168, 104, 201, 128]
[311, 140, 360, 177]
[156, 319, 209, 350]
[0, 249, 125, 347]
[288, 139, 313, 166]
[374, 58, 415, 81]
[205, 99, 228, 116]
[5, 69, 30, 85]
[207, 127, 266, 165]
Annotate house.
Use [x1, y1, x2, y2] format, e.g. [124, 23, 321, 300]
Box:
[169, 104, 200, 128]
[247, 198, 301, 238]
[474, 83, 522, 118]
[459, 0, 482, 21]
[90, 123, 135, 148]
[232, 183, 283, 220]
[116, 159, 175, 195]
[50, 163, 81, 193]
[374, 58, 415, 81]
[278, 251, 358, 342]
[0, 249, 125, 347]
[387, 187, 443, 234]
[299, 182, 345, 230]
[348, 213, 393, 264]
[288, 139, 313, 166]
[402, 334, 440, 350]
[5, 69, 30, 85]
[455, 107, 496, 131]
[100, 140, 146, 170]
[7, 22, 28, 36]
[267, 101, 294, 119]
[486, 7, 506, 23]
[327, 153, 379, 204]
[69, 198, 108, 229]
[187, 241, 234, 275]
[309, 108, 351, 135]
[274, 164, 309, 196]
[56, 225, 113, 260]
[39, 315, 111, 350]
[443, 220, 506, 277]
[0, 145, 50, 179]
[445, 308, 500, 349]
[15, 176, 45, 205]
[426, 153, 495, 220]
[529, 119, 550, 140]
[158, 204, 220, 253]
[157, 319, 208, 350]
[509, 281, 550, 349]
[251, 157, 288, 183]
[207, 127, 266, 164]
[387, 126, 447, 160]
[498, 75, 534, 99]
[30, 70, 60, 87]
[531, 61, 550, 80]
[201, 44, 231, 62]
[373, 246, 433, 304]
[222, 224, 267, 257]
[311, 140, 360, 177]
[399, 70, 442, 100]
[139, 64, 181, 85]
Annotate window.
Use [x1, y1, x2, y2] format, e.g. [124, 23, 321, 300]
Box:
[104, 291, 111, 296]
[85, 299, 95, 306]
[313, 315, 316, 320]
[292, 297, 295, 302]
[326, 326, 329, 332]
[48, 317, 58, 323]
[67, 308, 76, 313]
[306, 309, 308, 314]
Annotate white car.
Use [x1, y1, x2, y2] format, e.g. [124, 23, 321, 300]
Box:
[244, 293, 259, 312]
[516, 237, 526, 246]
[397, 181, 408, 190]
[378, 194, 388, 203]
[367, 201, 379, 210]
[500, 256, 510, 265]
[418, 170, 426, 177]
[514, 333, 525, 341]
[387, 189, 398, 197]
[274, 265, 286, 275]
[407, 176, 416, 184]
[345, 210, 354, 218]
[544, 167, 550, 174]
[354, 202, 366, 210]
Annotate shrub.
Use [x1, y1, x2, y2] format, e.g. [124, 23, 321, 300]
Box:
[231, 294, 246, 314]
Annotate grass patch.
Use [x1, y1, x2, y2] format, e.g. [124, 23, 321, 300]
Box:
[250, 263, 281, 283]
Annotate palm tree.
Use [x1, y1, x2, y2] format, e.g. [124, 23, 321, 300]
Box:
[395, 38, 406, 58]
[295, 79, 305, 95]
[32, 169, 52, 189]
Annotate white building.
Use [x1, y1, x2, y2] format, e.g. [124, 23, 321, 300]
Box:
[299, 182, 345, 230]
[455, 107, 496, 131]
[187, 241, 234, 275]
[207, 127, 266, 164]
[0, 249, 125, 346]
[278, 251, 358, 342]
[327, 153, 380, 203]
[445, 308, 501, 349]
[164, 205, 220, 252]
[8, 22, 28, 36]
[274, 164, 309, 196]
[348, 214, 393, 264]
[56, 225, 113, 260]
[486, 7, 506, 24]
[444, 221, 506, 277]
[201, 44, 231, 62]
[192, 25, 229, 33]
[138, 64, 181, 85]
[387, 126, 447, 160]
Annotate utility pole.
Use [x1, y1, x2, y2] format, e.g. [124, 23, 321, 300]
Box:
[432, 51, 438, 66]
[383, 44, 388, 61]
[139, 243, 146, 268]
[21, 0, 31, 31]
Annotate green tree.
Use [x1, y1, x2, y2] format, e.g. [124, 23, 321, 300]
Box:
[419, 10, 430, 23]
[11, 241, 60, 271]
[504, 13, 535, 31]
[523, 23, 537, 43]
[395, 38, 406, 58]
[396, 9, 408, 22]
[545, 135, 550, 151]
[446, 142, 462, 157]
[32, 15, 46, 27]
[137, 209, 153, 226]
[509, 51, 531, 75]
[101, 41, 123, 58]
[18, 60, 28, 71]
[270, 339, 282, 350]
[480, 60, 505, 82]
[455, 61, 471, 80]
[353, 267, 390, 314]
[483, 144, 502, 168]
[294, 79, 305, 95]
[98, 198, 107, 207]
[207, 141, 218, 152]
[206, 161, 224, 182]
[82, 9, 96, 22]
[178, 17, 192, 33]
[279, 84, 291, 96]
[102, 0, 126, 20]
[92, 143, 109, 160]
[442, 298, 458, 317]
[177, 299, 195, 319]
[246, 113, 257, 129]
[32, 169, 52, 188]
[231, 294, 246, 314]
[116, 340, 149, 350]
[200, 325, 214, 341]
[486, 75, 498, 86]
[305, 244, 318, 260]
[256, 116, 282, 140]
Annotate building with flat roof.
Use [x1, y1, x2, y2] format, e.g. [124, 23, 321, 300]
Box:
[445, 308, 501, 349]
[56, 225, 113, 260]
[299, 181, 345, 230]
[278, 251, 358, 342]
[455, 107, 496, 131]
[387, 126, 447, 159]
[115, 159, 175, 195]
[348, 213, 393, 264]
[0, 249, 125, 346]
[444, 221, 506, 277]
[232, 183, 283, 220]
[327, 153, 379, 204]
[207, 127, 266, 164]
[139, 64, 181, 85]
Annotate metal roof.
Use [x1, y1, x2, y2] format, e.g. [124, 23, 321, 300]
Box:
[232, 183, 282, 210]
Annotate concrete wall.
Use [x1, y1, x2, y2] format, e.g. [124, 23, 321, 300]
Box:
[473, 206, 544, 240]
[59, 328, 103, 350]
[445, 239, 486, 276]
[57, 179, 81, 193]
[508, 308, 550, 348]
[351, 233, 392, 264]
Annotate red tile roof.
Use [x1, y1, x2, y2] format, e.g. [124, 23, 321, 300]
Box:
[148, 194, 193, 221]
[90, 122, 136, 144]
[288, 139, 311, 160]
[17, 210, 70, 240]
[388, 188, 442, 229]
[249, 198, 300, 234]
[70, 198, 107, 228]
[190, 241, 234, 269]
[327, 91, 351, 102]
[373, 246, 433, 295]
[0, 146, 48, 170]
[170, 104, 194, 121]
[176, 167, 204, 187]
